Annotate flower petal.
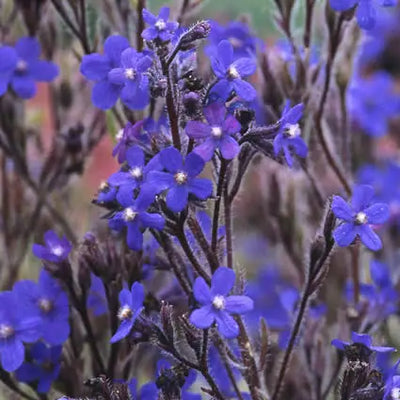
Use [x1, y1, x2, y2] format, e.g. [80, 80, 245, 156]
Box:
[15, 37, 40, 61]
[30, 60, 59, 82]
[130, 282, 145, 310]
[110, 319, 133, 343]
[215, 312, 239, 338]
[351, 184, 374, 212]
[91, 80, 120, 110]
[217, 40, 233, 69]
[224, 295, 254, 314]
[358, 224, 382, 251]
[186, 121, 211, 139]
[126, 221, 143, 251]
[204, 103, 226, 126]
[232, 79, 256, 101]
[80, 53, 111, 80]
[329, 0, 357, 11]
[0, 338, 24, 372]
[160, 147, 183, 173]
[222, 115, 241, 135]
[190, 305, 215, 329]
[219, 135, 240, 160]
[356, 0, 376, 30]
[193, 277, 212, 304]
[125, 145, 145, 168]
[333, 222, 357, 247]
[104, 35, 130, 66]
[0, 46, 17, 73]
[364, 203, 390, 225]
[193, 138, 217, 162]
[231, 58, 256, 77]
[140, 212, 165, 230]
[332, 195, 354, 222]
[11, 75, 36, 99]
[211, 267, 235, 296]
[187, 178, 213, 200]
[185, 152, 205, 177]
[166, 185, 188, 212]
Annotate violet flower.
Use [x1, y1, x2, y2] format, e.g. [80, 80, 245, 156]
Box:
[142, 7, 179, 42]
[332, 331, 395, 353]
[32, 230, 72, 263]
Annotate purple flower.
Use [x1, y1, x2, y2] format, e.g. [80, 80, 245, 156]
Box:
[113, 120, 145, 163]
[185, 103, 241, 161]
[108, 145, 162, 205]
[13, 269, 70, 345]
[330, 0, 396, 30]
[87, 274, 108, 317]
[15, 342, 61, 393]
[128, 378, 158, 400]
[97, 181, 118, 204]
[32, 230, 72, 263]
[111, 282, 144, 343]
[80, 35, 130, 109]
[107, 48, 152, 110]
[0, 37, 59, 99]
[142, 7, 179, 42]
[209, 40, 257, 101]
[332, 184, 390, 251]
[109, 195, 164, 251]
[331, 331, 395, 353]
[189, 267, 254, 338]
[0, 291, 41, 372]
[273, 102, 308, 168]
[146, 147, 213, 212]
[384, 360, 400, 400]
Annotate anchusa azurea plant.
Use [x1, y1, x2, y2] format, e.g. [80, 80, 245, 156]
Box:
[1, 1, 400, 400]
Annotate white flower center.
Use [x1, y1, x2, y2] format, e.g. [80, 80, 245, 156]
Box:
[99, 181, 109, 191]
[284, 123, 301, 138]
[355, 211, 368, 225]
[124, 68, 136, 80]
[130, 167, 142, 179]
[174, 171, 188, 185]
[392, 387, 400, 400]
[211, 126, 223, 138]
[0, 324, 14, 339]
[38, 298, 53, 313]
[155, 19, 166, 30]
[227, 65, 240, 79]
[52, 246, 64, 257]
[212, 295, 226, 310]
[16, 60, 27, 72]
[124, 207, 137, 222]
[116, 129, 124, 141]
[118, 305, 133, 320]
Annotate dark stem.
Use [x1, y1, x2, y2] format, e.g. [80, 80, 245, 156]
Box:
[224, 175, 233, 269]
[136, 0, 145, 51]
[211, 160, 227, 260]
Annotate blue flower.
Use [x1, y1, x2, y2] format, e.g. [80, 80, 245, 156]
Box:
[142, 7, 179, 42]
[15, 342, 61, 393]
[80, 35, 130, 109]
[87, 274, 108, 317]
[273, 102, 308, 167]
[347, 72, 400, 137]
[185, 102, 241, 161]
[330, 0, 396, 30]
[209, 40, 257, 102]
[107, 48, 153, 110]
[13, 269, 70, 345]
[128, 378, 158, 400]
[32, 230, 72, 263]
[109, 194, 165, 251]
[332, 184, 390, 251]
[108, 146, 162, 205]
[189, 267, 253, 338]
[146, 147, 213, 213]
[0, 37, 59, 99]
[331, 331, 395, 353]
[346, 260, 397, 323]
[0, 291, 41, 372]
[97, 181, 118, 204]
[111, 282, 144, 343]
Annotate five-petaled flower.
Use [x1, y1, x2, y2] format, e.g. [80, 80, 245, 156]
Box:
[80, 35, 130, 110]
[329, 0, 396, 30]
[14, 269, 70, 345]
[107, 48, 153, 110]
[332, 184, 390, 251]
[111, 282, 144, 343]
[0, 37, 59, 99]
[15, 342, 62, 393]
[109, 194, 165, 251]
[209, 40, 257, 102]
[32, 230, 72, 263]
[331, 331, 395, 354]
[146, 147, 213, 212]
[142, 7, 179, 42]
[189, 267, 254, 338]
[273, 102, 308, 168]
[185, 102, 241, 161]
[0, 291, 41, 372]
[108, 145, 162, 205]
